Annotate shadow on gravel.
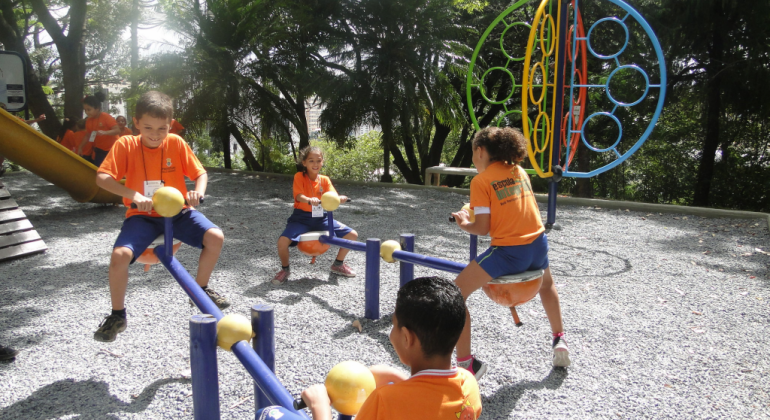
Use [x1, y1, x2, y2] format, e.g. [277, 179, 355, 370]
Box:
[0, 376, 190, 419]
[243, 274, 401, 364]
[483, 368, 568, 414]
[548, 239, 632, 278]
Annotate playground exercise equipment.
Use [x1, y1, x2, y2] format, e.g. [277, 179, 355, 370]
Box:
[380, 226, 544, 326]
[466, 0, 666, 229]
[135, 187, 309, 419]
[292, 192, 381, 320]
[293, 361, 376, 416]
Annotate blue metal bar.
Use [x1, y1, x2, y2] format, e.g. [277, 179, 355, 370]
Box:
[256, 406, 306, 420]
[365, 238, 381, 320]
[399, 234, 415, 287]
[190, 314, 220, 420]
[391, 249, 467, 274]
[253, 304, 275, 411]
[155, 246, 223, 320]
[469, 235, 478, 261]
[164, 217, 173, 258]
[231, 341, 310, 419]
[339, 416, 353, 420]
[327, 211, 335, 237]
[319, 235, 367, 253]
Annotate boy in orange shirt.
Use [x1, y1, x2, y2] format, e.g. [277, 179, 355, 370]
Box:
[93, 91, 229, 342]
[300, 277, 482, 420]
[451, 127, 570, 379]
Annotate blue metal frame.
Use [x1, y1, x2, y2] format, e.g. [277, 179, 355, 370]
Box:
[563, 0, 667, 177]
[190, 314, 220, 420]
[253, 304, 276, 411]
[399, 234, 415, 287]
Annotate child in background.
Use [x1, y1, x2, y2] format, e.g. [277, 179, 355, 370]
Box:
[57, 117, 79, 153]
[73, 119, 92, 163]
[300, 277, 482, 420]
[93, 90, 229, 342]
[272, 146, 358, 285]
[451, 127, 570, 379]
[116, 116, 133, 137]
[78, 91, 120, 167]
[0, 102, 47, 176]
[169, 119, 185, 137]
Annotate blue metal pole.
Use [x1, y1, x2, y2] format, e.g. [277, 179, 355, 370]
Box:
[399, 234, 415, 287]
[190, 314, 220, 420]
[155, 246, 223, 320]
[469, 235, 478, 261]
[391, 249, 467, 274]
[546, 0, 571, 229]
[327, 211, 335, 237]
[365, 238, 380, 320]
[319, 235, 367, 253]
[164, 217, 173, 258]
[230, 341, 310, 419]
[253, 304, 275, 411]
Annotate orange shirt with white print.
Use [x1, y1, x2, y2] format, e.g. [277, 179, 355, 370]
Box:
[355, 368, 481, 420]
[86, 112, 119, 151]
[97, 134, 206, 218]
[469, 161, 544, 246]
[292, 172, 336, 213]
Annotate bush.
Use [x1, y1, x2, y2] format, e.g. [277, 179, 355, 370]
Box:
[312, 131, 403, 182]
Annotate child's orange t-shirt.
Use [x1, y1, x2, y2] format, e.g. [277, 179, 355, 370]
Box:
[73, 131, 92, 156]
[59, 130, 79, 152]
[292, 172, 336, 213]
[97, 134, 207, 218]
[169, 119, 185, 135]
[86, 112, 119, 151]
[469, 161, 544, 246]
[356, 368, 482, 420]
[119, 126, 133, 137]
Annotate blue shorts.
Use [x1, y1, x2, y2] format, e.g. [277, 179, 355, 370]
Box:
[475, 233, 549, 279]
[114, 209, 220, 263]
[280, 209, 354, 246]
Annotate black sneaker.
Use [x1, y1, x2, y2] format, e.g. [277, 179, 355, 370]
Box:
[204, 287, 230, 309]
[0, 345, 19, 360]
[93, 314, 127, 342]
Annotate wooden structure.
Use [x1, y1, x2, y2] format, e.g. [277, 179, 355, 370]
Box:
[0, 180, 47, 261]
[424, 166, 478, 186]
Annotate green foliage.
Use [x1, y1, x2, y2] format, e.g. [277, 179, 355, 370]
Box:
[312, 131, 400, 183]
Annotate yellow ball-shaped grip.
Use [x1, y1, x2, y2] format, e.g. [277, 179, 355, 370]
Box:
[216, 314, 254, 351]
[321, 192, 341, 211]
[152, 187, 185, 217]
[380, 240, 401, 263]
[325, 361, 376, 416]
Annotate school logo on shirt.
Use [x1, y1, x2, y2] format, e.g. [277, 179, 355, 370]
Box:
[166, 158, 172, 167]
[456, 399, 477, 420]
[490, 175, 532, 201]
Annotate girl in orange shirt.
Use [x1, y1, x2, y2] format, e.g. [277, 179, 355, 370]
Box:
[78, 91, 120, 167]
[451, 127, 569, 379]
[57, 117, 79, 152]
[116, 115, 133, 137]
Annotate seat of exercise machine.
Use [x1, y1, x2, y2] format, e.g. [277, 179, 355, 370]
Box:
[490, 269, 544, 284]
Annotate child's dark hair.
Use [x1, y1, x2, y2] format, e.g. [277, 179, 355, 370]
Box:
[296, 146, 323, 173]
[76, 119, 86, 130]
[394, 277, 466, 358]
[82, 91, 106, 110]
[135, 91, 174, 121]
[57, 117, 78, 141]
[472, 126, 528, 164]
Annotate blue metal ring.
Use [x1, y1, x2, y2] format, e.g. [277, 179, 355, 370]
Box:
[580, 112, 623, 153]
[586, 17, 629, 60]
[606, 64, 650, 107]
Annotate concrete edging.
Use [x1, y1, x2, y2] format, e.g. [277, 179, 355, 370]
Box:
[204, 167, 770, 228]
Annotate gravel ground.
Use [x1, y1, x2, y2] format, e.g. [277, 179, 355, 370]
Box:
[0, 170, 769, 420]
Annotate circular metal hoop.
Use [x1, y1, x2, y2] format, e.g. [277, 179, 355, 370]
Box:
[586, 17, 629, 60]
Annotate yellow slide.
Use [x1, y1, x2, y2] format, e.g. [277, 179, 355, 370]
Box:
[0, 108, 121, 204]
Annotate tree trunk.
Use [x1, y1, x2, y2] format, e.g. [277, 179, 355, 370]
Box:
[221, 115, 231, 169]
[229, 123, 263, 171]
[693, 1, 724, 207]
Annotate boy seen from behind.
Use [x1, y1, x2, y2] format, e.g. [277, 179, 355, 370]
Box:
[93, 91, 229, 342]
[301, 277, 482, 420]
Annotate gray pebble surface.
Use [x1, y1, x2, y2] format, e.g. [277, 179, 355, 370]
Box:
[0, 170, 768, 419]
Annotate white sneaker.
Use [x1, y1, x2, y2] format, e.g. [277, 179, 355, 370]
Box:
[552, 335, 571, 368]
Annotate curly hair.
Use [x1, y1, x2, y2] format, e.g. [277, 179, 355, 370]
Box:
[472, 126, 528, 164]
[296, 146, 324, 173]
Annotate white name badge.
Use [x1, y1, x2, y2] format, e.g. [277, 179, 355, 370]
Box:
[144, 180, 164, 198]
[89, 131, 97, 143]
[311, 203, 324, 218]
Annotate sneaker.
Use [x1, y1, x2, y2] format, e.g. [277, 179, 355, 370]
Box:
[459, 356, 488, 381]
[204, 287, 230, 309]
[0, 345, 19, 361]
[330, 263, 356, 277]
[552, 335, 571, 368]
[94, 314, 127, 342]
[271, 269, 290, 285]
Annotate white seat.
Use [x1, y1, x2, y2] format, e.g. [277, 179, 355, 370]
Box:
[298, 231, 328, 241]
[490, 269, 544, 284]
[148, 234, 182, 247]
